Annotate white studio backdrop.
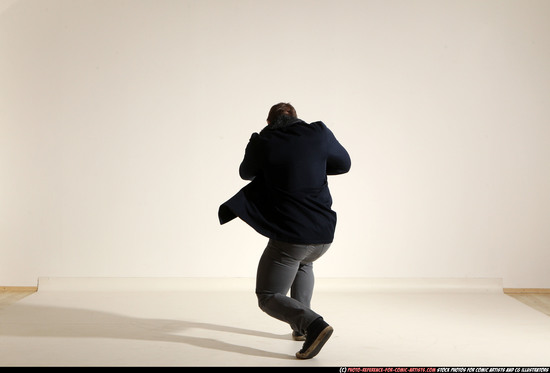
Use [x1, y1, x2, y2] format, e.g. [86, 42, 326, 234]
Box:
[1, 0, 549, 287]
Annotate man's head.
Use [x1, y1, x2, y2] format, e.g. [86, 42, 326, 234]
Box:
[267, 102, 297, 125]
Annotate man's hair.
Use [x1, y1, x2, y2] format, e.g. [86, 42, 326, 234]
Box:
[267, 102, 297, 125]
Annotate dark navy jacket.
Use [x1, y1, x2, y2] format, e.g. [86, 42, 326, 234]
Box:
[218, 118, 351, 244]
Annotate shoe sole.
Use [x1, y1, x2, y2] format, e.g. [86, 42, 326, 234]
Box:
[295, 325, 333, 359]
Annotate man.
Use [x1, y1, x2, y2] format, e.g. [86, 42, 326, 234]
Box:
[219, 102, 351, 359]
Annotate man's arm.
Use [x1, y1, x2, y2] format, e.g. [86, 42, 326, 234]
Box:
[326, 127, 351, 175]
[239, 132, 262, 180]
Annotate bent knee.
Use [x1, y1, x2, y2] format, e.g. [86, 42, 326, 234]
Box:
[256, 291, 274, 311]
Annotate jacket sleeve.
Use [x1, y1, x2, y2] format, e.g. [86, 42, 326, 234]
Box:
[326, 127, 351, 175]
[239, 132, 262, 180]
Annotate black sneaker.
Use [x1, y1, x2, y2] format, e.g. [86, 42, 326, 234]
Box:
[292, 331, 306, 341]
[295, 318, 333, 359]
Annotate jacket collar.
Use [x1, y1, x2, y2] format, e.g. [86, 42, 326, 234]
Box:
[261, 116, 305, 133]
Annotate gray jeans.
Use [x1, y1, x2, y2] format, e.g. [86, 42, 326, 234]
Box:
[255, 239, 331, 334]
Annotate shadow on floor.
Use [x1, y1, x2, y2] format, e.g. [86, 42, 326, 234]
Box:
[0, 304, 294, 360]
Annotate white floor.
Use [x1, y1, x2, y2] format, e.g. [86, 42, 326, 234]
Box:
[1, 278, 550, 367]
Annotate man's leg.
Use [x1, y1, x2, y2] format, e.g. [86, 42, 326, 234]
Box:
[255, 240, 322, 334]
